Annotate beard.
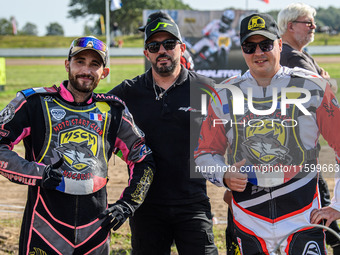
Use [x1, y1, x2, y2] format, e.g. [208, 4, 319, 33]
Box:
[308, 32, 315, 44]
[296, 31, 314, 47]
[68, 68, 99, 93]
[151, 54, 179, 77]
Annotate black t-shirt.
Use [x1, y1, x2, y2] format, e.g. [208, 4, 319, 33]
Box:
[280, 43, 322, 75]
[109, 67, 214, 205]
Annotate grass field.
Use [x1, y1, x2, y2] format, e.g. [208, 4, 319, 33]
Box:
[0, 59, 144, 109]
[2, 55, 340, 108]
[1, 33, 340, 48]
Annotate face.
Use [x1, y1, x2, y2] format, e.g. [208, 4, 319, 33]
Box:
[144, 32, 185, 77]
[242, 35, 282, 80]
[291, 15, 316, 47]
[65, 50, 109, 95]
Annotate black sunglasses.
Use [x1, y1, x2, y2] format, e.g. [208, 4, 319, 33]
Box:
[241, 40, 274, 54]
[292, 20, 316, 27]
[145, 39, 181, 53]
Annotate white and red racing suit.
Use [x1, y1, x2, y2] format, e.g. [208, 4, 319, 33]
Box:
[0, 81, 155, 255]
[192, 19, 239, 57]
[195, 66, 340, 254]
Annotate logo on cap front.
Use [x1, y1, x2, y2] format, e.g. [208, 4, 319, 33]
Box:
[248, 16, 265, 31]
[150, 22, 173, 31]
[86, 41, 94, 48]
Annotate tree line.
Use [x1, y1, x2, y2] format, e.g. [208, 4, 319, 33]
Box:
[1, 0, 340, 36]
[0, 18, 64, 36]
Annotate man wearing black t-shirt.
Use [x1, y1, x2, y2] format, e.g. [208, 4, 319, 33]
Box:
[278, 3, 340, 253]
[109, 12, 218, 255]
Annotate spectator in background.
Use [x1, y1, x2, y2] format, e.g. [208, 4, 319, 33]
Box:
[278, 2, 337, 93]
[278, 4, 340, 253]
[311, 171, 340, 227]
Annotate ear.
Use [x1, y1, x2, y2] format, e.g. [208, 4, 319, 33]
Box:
[101, 67, 110, 79]
[65, 59, 70, 72]
[144, 49, 150, 61]
[278, 38, 283, 52]
[287, 21, 294, 32]
[180, 43, 186, 56]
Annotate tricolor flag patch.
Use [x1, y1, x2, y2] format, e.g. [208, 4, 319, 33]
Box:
[90, 113, 103, 121]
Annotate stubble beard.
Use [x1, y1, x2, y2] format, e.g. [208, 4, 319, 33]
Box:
[68, 68, 98, 93]
[296, 32, 314, 48]
[152, 54, 179, 77]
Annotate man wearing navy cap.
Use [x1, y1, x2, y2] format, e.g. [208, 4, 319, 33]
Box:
[109, 11, 218, 255]
[196, 13, 340, 254]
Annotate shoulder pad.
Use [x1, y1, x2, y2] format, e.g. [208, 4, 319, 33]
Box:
[290, 67, 328, 91]
[220, 75, 242, 85]
[93, 93, 126, 108]
[20, 86, 58, 98]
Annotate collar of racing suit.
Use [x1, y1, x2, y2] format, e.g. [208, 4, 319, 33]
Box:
[242, 66, 287, 86]
[58, 80, 93, 105]
[144, 65, 188, 89]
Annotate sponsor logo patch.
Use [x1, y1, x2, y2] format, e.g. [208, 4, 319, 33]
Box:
[0, 104, 15, 125]
[51, 109, 66, 120]
[243, 121, 289, 164]
[302, 241, 321, 255]
[248, 16, 265, 31]
[56, 127, 98, 171]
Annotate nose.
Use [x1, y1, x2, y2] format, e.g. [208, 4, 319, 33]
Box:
[254, 44, 264, 55]
[158, 43, 167, 53]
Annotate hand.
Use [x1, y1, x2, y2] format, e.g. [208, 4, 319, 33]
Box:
[223, 190, 232, 207]
[223, 159, 247, 192]
[41, 158, 63, 189]
[320, 68, 330, 80]
[310, 207, 340, 227]
[98, 201, 133, 231]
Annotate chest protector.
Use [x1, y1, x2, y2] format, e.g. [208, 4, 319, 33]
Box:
[37, 95, 112, 195]
[226, 77, 318, 183]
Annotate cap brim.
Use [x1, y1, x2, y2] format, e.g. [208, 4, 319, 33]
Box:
[241, 31, 278, 44]
[138, 25, 145, 32]
[69, 48, 106, 66]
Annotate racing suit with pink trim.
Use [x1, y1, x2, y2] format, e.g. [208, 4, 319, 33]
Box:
[195, 67, 340, 254]
[0, 81, 155, 255]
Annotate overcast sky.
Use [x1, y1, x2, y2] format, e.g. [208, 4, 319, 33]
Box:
[2, 0, 340, 37]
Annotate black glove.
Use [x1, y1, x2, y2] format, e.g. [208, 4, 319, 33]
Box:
[41, 158, 64, 189]
[98, 201, 133, 231]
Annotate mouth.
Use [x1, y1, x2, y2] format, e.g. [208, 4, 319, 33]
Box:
[76, 75, 94, 81]
[255, 59, 267, 64]
[157, 55, 171, 64]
